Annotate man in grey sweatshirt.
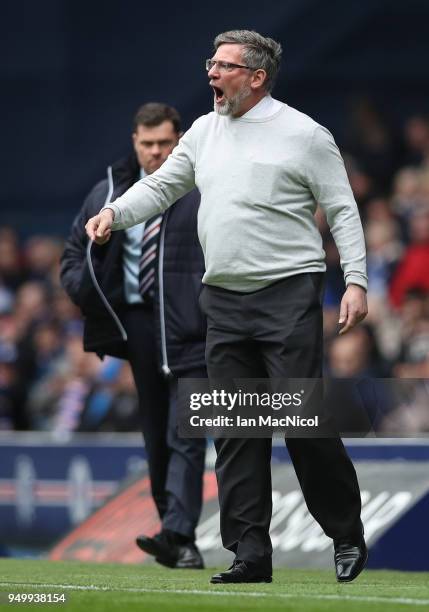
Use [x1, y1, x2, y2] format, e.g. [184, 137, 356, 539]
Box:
[86, 30, 368, 585]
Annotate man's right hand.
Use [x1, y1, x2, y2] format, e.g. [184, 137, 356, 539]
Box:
[85, 208, 115, 244]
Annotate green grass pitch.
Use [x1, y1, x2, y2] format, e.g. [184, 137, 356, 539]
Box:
[0, 559, 428, 611]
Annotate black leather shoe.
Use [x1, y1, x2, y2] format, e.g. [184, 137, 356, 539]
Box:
[136, 532, 204, 569]
[171, 543, 204, 569]
[210, 560, 272, 584]
[334, 536, 368, 582]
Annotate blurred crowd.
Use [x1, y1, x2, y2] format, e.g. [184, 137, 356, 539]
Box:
[0, 233, 140, 434]
[1, 102, 429, 434]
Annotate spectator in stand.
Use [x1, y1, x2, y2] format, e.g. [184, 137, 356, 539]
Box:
[402, 115, 429, 167]
[381, 289, 429, 433]
[394, 317, 429, 378]
[392, 288, 429, 378]
[391, 167, 422, 242]
[0, 228, 26, 292]
[390, 208, 429, 307]
[400, 288, 429, 333]
[102, 362, 140, 430]
[365, 215, 402, 313]
[27, 322, 101, 431]
[0, 285, 14, 318]
[379, 382, 429, 435]
[23, 236, 63, 292]
[418, 169, 429, 206]
[50, 287, 81, 328]
[327, 326, 392, 431]
[0, 341, 27, 430]
[327, 326, 388, 379]
[346, 97, 398, 192]
[29, 320, 64, 382]
[364, 197, 395, 224]
[80, 360, 141, 432]
[363, 216, 402, 360]
[343, 154, 376, 210]
[13, 281, 50, 333]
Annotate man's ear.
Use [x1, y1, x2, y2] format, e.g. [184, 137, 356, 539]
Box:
[251, 69, 267, 91]
[132, 132, 137, 147]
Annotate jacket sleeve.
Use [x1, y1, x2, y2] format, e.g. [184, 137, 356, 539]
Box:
[60, 180, 109, 305]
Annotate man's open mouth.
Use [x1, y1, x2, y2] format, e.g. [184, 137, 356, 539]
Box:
[212, 86, 225, 104]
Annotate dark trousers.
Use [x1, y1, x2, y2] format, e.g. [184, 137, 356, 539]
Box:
[199, 273, 362, 565]
[122, 306, 206, 539]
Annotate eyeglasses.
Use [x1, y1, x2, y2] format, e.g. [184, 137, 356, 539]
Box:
[205, 59, 255, 73]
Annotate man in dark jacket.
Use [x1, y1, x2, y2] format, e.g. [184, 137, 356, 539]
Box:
[61, 103, 207, 569]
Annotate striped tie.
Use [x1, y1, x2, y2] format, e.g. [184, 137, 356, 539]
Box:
[139, 215, 162, 301]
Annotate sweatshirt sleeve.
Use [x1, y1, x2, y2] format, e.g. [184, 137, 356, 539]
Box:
[303, 125, 368, 291]
[102, 120, 199, 230]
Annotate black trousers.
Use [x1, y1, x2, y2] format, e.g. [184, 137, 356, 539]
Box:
[122, 305, 206, 539]
[199, 273, 362, 566]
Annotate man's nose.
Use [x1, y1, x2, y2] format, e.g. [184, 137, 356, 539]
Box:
[151, 144, 161, 155]
[208, 64, 220, 78]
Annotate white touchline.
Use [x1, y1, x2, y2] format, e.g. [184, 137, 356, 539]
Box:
[0, 582, 428, 606]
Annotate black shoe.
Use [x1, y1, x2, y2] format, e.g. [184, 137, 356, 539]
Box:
[136, 532, 177, 567]
[171, 542, 204, 569]
[210, 560, 272, 584]
[334, 536, 368, 582]
[136, 532, 204, 569]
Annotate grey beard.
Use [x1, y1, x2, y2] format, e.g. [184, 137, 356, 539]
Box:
[214, 85, 252, 116]
[214, 100, 232, 116]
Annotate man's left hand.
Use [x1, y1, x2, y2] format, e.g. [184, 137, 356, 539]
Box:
[338, 284, 368, 335]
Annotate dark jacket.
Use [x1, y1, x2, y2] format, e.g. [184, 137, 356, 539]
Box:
[60, 153, 206, 375]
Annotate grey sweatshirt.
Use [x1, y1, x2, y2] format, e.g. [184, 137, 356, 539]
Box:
[105, 103, 367, 292]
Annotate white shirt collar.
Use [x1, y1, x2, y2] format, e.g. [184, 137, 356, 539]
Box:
[241, 95, 283, 119]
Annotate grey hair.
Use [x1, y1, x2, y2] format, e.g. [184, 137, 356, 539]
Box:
[213, 30, 282, 93]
